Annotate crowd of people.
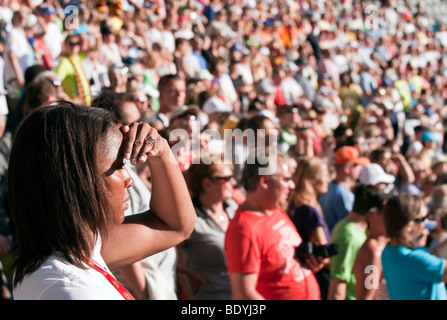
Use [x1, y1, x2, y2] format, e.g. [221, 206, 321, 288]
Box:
[1, 0, 447, 300]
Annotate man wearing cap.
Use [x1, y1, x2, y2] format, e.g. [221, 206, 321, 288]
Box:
[169, 105, 200, 135]
[319, 146, 370, 233]
[358, 163, 395, 191]
[202, 96, 233, 131]
[418, 130, 440, 169]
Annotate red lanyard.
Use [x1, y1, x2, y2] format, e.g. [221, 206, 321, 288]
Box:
[88, 258, 135, 300]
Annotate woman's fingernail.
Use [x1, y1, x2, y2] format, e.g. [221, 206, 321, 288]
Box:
[124, 153, 130, 160]
[131, 158, 137, 165]
[139, 155, 147, 162]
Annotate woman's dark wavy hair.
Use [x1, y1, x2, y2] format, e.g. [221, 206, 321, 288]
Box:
[8, 101, 118, 286]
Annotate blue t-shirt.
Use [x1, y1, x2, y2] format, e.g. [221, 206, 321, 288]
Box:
[319, 181, 354, 232]
[382, 245, 447, 300]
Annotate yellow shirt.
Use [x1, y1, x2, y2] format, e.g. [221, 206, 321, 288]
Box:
[56, 54, 91, 106]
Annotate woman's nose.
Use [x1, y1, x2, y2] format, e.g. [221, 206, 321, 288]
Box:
[123, 167, 134, 188]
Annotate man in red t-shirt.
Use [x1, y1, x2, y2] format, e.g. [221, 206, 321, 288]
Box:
[224, 154, 321, 300]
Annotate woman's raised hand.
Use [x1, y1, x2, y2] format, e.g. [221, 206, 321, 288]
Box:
[120, 122, 167, 165]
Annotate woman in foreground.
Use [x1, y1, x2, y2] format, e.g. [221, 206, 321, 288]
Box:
[9, 102, 196, 300]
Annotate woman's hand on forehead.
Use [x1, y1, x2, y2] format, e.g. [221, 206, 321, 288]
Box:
[120, 122, 164, 165]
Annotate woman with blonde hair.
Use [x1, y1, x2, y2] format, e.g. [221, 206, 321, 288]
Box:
[288, 156, 332, 299]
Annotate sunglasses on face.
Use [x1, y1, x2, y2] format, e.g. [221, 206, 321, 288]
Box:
[278, 176, 293, 183]
[210, 175, 233, 183]
[413, 214, 429, 223]
[69, 41, 81, 47]
[269, 175, 293, 183]
[285, 107, 299, 114]
[49, 79, 61, 87]
[177, 113, 196, 120]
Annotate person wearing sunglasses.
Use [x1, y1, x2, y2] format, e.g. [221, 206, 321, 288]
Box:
[55, 34, 92, 105]
[381, 193, 447, 300]
[178, 156, 238, 300]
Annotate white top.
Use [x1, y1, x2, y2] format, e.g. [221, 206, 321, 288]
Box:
[4, 26, 32, 93]
[13, 238, 124, 300]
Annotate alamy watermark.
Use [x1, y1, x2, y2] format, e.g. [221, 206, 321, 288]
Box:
[364, 5, 379, 30]
[64, 5, 80, 30]
[168, 120, 279, 175]
[364, 265, 381, 290]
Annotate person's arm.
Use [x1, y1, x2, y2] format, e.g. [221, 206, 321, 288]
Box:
[441, 260, 447, 283]
[102, 123, 196, 270]
[293, 124, 314, 157]
[229, 273, 265, 300]
[353, 242, 381, 300]
[327, 234, 349, 300]
[430, 240, 447, 283]
[176, 245, 194, 300]
[432, 238, 447, 259]
[392, 152, 415, 185]
[116, 262, 149, 300]
[327, 278, 347, 300]
[176, 244, 210, 299]
[310, 225, 328, 245]
[7, 51, 24, 88]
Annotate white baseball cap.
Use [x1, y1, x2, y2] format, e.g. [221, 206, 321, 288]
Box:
[170, 105, 199, 120]
[202, 97, 233, 114]
[358, 163, 395, 186]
